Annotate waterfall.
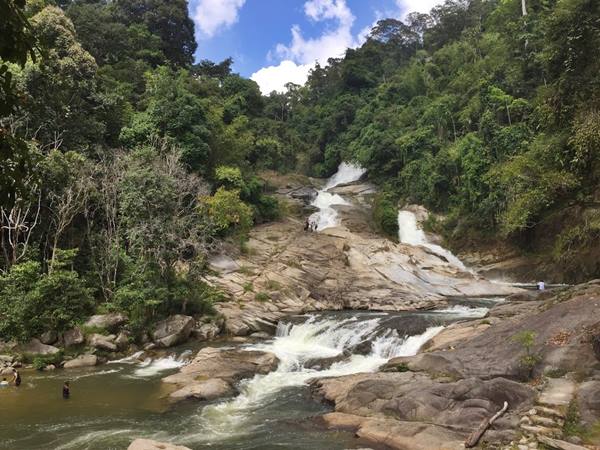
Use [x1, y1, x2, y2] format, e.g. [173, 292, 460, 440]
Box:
[310, 162, 366, 230]
[397, 210, 467, 271]
[198, 315, 442, 436]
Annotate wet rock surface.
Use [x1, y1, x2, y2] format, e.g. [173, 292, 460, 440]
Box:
[162, 346, 279, 403]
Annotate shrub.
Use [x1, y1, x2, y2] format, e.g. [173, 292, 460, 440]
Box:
[512, 330, 541, 380]
[0, 253, 94, 342]
[372, 191, 398, 238]
[255, 292, 270, 302]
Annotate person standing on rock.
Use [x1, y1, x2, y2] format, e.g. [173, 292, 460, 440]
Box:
[311, 220, 318, 232]
[62, 381, 70, 399]
[304, 218, 310, 231]
[11, 368, 21, 387]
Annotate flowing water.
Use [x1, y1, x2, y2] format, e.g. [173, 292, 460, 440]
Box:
[397, 210, 468, 270]
[0, 163, 497, 449]
[0, 305, 493, 450]
[310, 162, 366, 230]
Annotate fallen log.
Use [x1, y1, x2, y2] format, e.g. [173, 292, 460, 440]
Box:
[464, 401, 508, 448]
[537, 436, 588, 450]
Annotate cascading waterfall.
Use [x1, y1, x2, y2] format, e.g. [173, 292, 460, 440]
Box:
[198, 315, 442, 438]
[310, 162, 366, 230]
[397, 210, 468, 271]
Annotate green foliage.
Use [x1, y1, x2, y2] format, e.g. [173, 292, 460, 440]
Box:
[372, 191, 399, 238]
[0, 251, 93, 342]
[198, 187, 253, 240]
[254, 292, 270, 302]
[512, 330, 541, 379]
[31, 351, 63, 371]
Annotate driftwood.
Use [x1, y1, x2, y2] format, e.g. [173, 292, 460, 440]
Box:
[464, 401, 508, 448]
[537, 436, 588, 450]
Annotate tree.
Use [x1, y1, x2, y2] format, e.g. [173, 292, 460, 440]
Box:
[0, 250, 93, 342]
[112, 0, 196, 67]
[0, 0, 39, 207]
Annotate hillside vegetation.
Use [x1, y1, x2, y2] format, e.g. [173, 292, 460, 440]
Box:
[1, 0, 599, 343]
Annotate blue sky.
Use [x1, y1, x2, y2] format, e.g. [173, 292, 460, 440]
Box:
[188, 0, 443, 93]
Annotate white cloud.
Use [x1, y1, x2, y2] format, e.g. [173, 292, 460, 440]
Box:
[252, 0, 357, 94]
[251, 60, 313, 94]
[396, 0, 443, 18]
[193, 0, 246, 38]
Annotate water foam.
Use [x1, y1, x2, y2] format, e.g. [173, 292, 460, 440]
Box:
[198, 315, 442, 437]
[310, 162, 366, 230]
[397, 210, 467, 270]
[132, 355, 188, 378]
[433, 304, 489, 319]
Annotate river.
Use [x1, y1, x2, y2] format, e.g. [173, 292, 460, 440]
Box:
[0, 303, 496, 450]
[0, 163, 499, 449]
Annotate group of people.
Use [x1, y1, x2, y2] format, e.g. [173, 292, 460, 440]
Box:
[304, 217, 318, 232]
[0, 368, 70, 398]
[0, 368, 20, 387]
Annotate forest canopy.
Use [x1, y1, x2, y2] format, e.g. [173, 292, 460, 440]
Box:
[1, 0, 599, 341]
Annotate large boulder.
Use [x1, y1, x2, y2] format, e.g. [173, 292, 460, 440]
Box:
[63, 327, 84, 347]
[152, 315, 194, 348]
[88, 333, 117, 352]
[115, 332, 130, 350]
[163, 347, 279, 403]
[128, 439, 191, 450]
[39, 330, 58, 345]
[63, 354, 97, 369]
[20, 338, 60, 355]
[84, 313, 127, 332]
[168, 378, 234, 402]
[192, 323, 220, 341]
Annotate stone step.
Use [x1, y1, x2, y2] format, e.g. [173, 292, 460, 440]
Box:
[538, 378, 576, 408]
[530, 415, 563, 428]
[519, 424, 562, 437]
[534, 405, 566, 419]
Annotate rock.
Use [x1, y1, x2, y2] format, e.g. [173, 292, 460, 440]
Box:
[127, 439, 191, 450]
[43, 364, 56, 371]
[20, 338, 60, 355]
[193, 323, 220, 341]
[163, 347, 279, 404]
[63, 327, 84, 347]
[115, 332, 130, 350]
[289, 186, 318, 203]
[63, 354, 98, 369]
[144, 343, 156, 351]
[0, 355, 13, 364]
[84, 313, 127, 332]
[152, 315, 194, 348]
[593, 334, 600, 361]
[0, 367, 14, 375]
[311, 371, 534, 446]
[577, 380, 600, 426]
[88, 333, 117, 352]
[168, 378, 234, 402]
[249, 331, 271, 339]
[40, 330, 58, 345]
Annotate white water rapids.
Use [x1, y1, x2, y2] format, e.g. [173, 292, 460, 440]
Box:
[397, 210, 468, 270]
[197, 315, 443, 438]
[310, 162, 366, 230]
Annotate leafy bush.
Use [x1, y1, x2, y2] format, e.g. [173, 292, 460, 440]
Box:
[0, 253, 94, 342]
[372, 191, 399, 238]
[255, 292, 270, 302]
[512, 330, 541, 380]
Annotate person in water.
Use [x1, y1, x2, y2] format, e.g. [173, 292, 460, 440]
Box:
[537, 280, 545, 291]
[11, 368, 20, 387]
[62, 381, 70, 399]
